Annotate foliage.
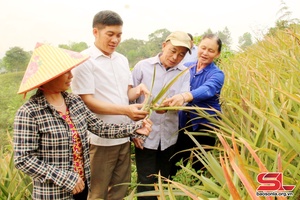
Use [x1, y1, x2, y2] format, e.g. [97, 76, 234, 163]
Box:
[0, 59, 5, 72]
[202, 28, 213, 36]
[1, 27, 232, 70]
[0, 135, 32, 199]
[117, 39, 146, 67]
[1, 24, 299, 199]
[267, 1, 300, 37]
[58, 41, 88, 52]
[200, 27, 233, 49]
[1, 41, 88, 74]
[141, 65, 192, 119]
[126, 24, 300, 199]
[204, 23, 300, 199]
[277, 0, 300, 24]
[217, 26, 232, 48]
[2, 47, 30, 72]
[118, 29, 171, 68]
[238, 32, 253, 50]
[0, 72, 34, 147]
[143, 29, 171, 58]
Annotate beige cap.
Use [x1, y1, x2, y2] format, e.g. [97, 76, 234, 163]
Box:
[165, 31, 192, 54]
[18, 43, 90, 94]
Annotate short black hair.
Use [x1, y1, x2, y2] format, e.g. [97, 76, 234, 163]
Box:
[93, 10, 123, 28]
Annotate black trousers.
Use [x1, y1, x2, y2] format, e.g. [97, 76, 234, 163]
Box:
[170, 124, 216, 178]
[135, 144, 175, 200]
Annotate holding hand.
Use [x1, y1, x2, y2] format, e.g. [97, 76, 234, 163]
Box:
[127, 103, 149, 121]
[136, 83, 150, 99]
[129, 83, 150, 102]
[132, 137, 145, 149]
[132, 118, 152, 149]
[136, 118, 153, 137]
[72, 177, 85, 195]
[162, 93, 186, 107]
[152, 103, 167, 114]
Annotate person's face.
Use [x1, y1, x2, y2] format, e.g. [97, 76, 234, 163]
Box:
[197, 38, 220, 65]
[43, 71, 73, 92]
[93, 25, 123, 56]
[160, 42, 189, 68]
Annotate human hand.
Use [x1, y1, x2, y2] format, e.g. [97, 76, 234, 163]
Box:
[162, 93, 185, 107]
[127, 104, 149, 121]
[152, 103, 167, 114]
[135, 118, 152, 136]
[132, 137, 145, 149]
[136, 83, 150, 98]
[72, 177, 85, 195]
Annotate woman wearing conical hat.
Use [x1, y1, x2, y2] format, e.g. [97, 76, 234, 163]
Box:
[13, 43, 152, 200]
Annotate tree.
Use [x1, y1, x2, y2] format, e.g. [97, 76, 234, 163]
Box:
[146, 29, 171, 57]
[238, 32, 253, 50]
[203, 28, 213, 36]
[58, 41, 88, 52]
[0, 59, 6, 73]
[201, 27, 232, 49]
[117, 39, 146, 67]
[267, 0, 300, 36]
[2, 47, 30, 72]
[217, 27, 232, 48]
[118, 29, 172, 68]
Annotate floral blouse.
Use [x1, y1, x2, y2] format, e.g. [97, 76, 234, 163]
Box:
[59, 110, 85, 181]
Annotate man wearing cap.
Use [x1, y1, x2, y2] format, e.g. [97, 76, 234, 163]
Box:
[131, 31, 191, 199]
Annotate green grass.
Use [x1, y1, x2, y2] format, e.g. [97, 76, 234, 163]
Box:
[0, 72, 34, 147]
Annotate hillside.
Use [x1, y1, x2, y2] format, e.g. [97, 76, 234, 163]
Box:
[0, 72, 34, 146]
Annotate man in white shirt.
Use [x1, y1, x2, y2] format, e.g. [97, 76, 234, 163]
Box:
[71, 10, 149, 200]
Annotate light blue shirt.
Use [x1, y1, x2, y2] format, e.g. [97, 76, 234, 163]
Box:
[182, 44, 198, 64]
[132, 54, 190, 150]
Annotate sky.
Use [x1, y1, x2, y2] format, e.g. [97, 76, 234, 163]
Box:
[0, 0, 300, 58]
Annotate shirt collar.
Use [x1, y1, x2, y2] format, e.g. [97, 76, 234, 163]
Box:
[151, 53, 186, 71]
[90, 43, 115, 59]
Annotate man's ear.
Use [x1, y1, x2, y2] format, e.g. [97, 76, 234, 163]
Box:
[92, 28, 98, 37]
[161, 42, 167, 51]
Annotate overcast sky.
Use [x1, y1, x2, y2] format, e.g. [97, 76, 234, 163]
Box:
[0, 0, 299, 57]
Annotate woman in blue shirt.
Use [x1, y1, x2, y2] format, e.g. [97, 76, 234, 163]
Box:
[163, 34, 224, 177]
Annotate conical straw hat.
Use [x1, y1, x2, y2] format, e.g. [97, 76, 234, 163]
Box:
[18, 43, 90, 94]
